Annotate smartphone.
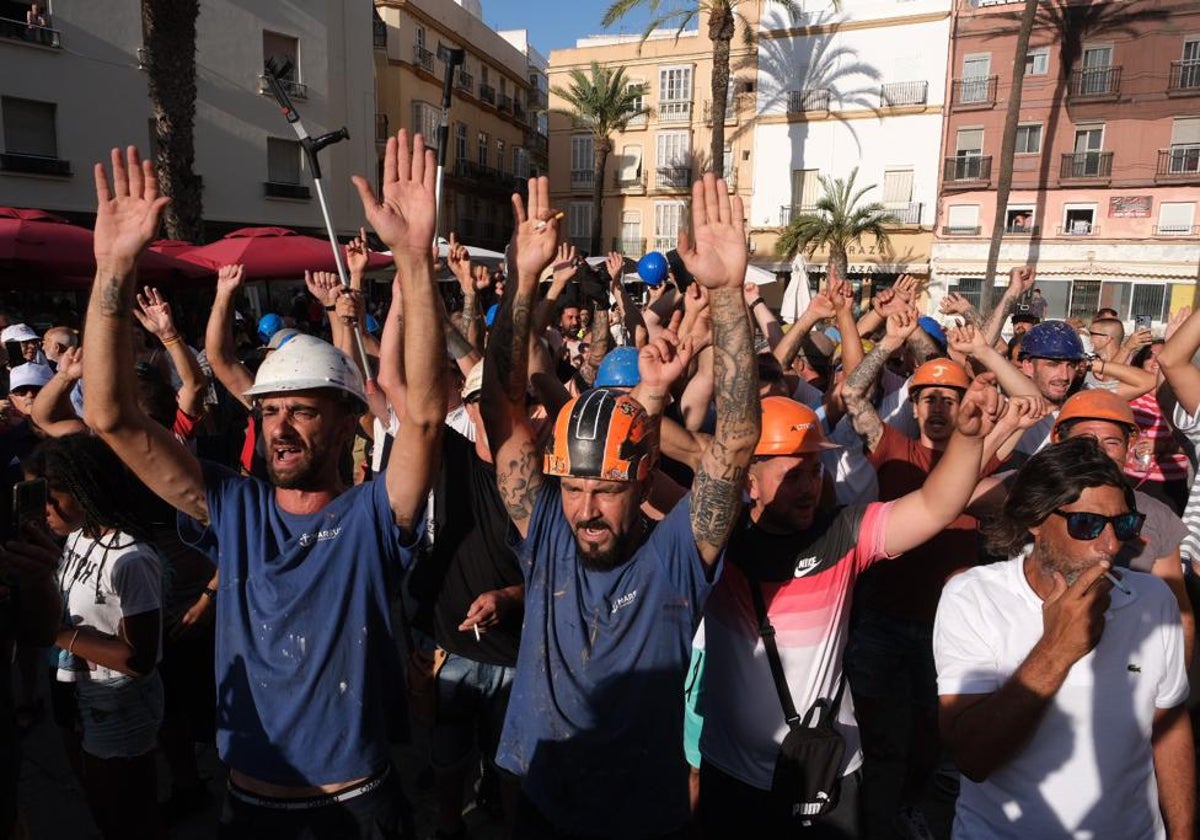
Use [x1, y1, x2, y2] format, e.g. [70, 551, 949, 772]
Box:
[665, 249, 694, 293]
[11, 478, 47, 527]
[1134, 314, 1152, 333]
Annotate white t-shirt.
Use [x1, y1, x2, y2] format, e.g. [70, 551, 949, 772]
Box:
[934, 554, 1188, 840]
[56, 530, 163, 684]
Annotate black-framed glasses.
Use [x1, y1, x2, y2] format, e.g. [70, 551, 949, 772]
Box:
[1051, 509, 1145, 542]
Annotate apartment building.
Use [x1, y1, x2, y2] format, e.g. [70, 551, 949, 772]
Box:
[932, 0, 1200, 325]
[0, 0, 375, 238]
[546, 10, 757, 260]
[748, 0, 953, 289]
[374, 0, 548, 253]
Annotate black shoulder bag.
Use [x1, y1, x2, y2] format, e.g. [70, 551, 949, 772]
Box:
[747, 578, 847, 824]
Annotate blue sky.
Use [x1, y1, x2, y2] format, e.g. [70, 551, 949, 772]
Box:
[483, 0, 663, 54]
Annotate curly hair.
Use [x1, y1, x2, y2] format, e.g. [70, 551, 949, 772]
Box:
[983, 436, 1136, 557]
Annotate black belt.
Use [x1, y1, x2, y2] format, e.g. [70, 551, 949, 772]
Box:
[227, 765, 391, 811]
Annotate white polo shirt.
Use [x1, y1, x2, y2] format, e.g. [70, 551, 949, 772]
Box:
[934, 554, 1188, 840]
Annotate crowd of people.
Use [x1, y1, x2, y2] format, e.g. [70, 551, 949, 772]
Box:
[0, 132, 1196, 840]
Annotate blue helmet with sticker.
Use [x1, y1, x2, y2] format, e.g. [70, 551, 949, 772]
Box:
[257, 313, 284, 344]
[1019, 320, 1086, 361]
[637, 251, 668, 287]
[594, 347, 641, 388]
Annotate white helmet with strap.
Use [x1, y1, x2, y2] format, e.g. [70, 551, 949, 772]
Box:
[243, 334, 366, 406]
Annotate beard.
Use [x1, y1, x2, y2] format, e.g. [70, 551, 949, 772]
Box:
[1032, 540, 1106, 586]
[266, 442, 327, 490]
[573, 518, 636, 572]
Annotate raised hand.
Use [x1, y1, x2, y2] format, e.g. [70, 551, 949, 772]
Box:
[446, 232, 473, 290]
[677, 172, 747, 291]
[606, 251, 624, 286]
[56, 346, 84, 382]
[683, 282, 710, 316]
[93, 146, 170, 267]
[345, 227, 370, 276]
[335, 288, 363, 325]
[510, 176, 560, 281]
[872, 287, 903, 318]
[939, 292, 972, 316]
[133, 286, 178, 339]
[947, 323, 989, 358]
[956, 373, 1002, 438]
[352, 129, 437, 257]
[883, 306, 921, 349]
[1121, 328, 1153, 357]
[216, 264, 245, 297]
[892, 274, 919, 304]
[639, 310, 695, 392]
[805, 291, 836, 321]
[305, 270, 342, 308]
[1007, 266, 1035, 298]
[827, 274, 854, 314]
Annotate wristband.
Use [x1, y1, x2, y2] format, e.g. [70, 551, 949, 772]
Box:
[202, 587, 217, 601]
[67, 628, 80, 655]
[324, 304, 337, 311]
[161, 335, 182, 348]
[750, 298, 766, 310]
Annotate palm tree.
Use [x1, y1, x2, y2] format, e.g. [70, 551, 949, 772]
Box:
[775, 168, 896, 280]
[552, 62, 650, 254]
[142, 0, 204, 242]
[602, 0, 798, 178]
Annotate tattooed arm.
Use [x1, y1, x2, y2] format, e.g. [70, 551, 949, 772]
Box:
[842, 307, 918, 453]
[907, 325, 942, 366]
[982, 267, 1035, 347]
[480, 178, 559, 537]
[576, 305, 610, 386]
[83, 147, 208, 523]
[679, 174, 761, 568]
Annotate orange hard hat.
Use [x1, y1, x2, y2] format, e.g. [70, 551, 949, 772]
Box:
[1052, 389, 1139, 441]
[544, 388, 658, 482]
[755, 396, 840, 456]
[910, 359, 971, 392]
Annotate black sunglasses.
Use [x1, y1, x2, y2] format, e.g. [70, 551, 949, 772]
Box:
[1051, 509, 1145, 542]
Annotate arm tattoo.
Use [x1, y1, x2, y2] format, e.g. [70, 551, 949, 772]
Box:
[506, 288, 535, 403]
[907, 328, 940, 365]
[496, 438, 542, 523]
[982, 295, 1017, 346]
[460, 289, 483, 355]
[99, 277, 129, 319]
[961, 305, 985, 329]
[692, 288, 759, 552]
[576, 307, 610, 386]
[444, 320, 473, 360]
[843, 344, 888, 451]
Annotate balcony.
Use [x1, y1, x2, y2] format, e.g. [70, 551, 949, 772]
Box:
[479, 83, 496, 105]
[372, 15, 387, 49]
[456, 70, 474, 95]
[613, 170, 646, 194]
[1156, 146, 1200, 180]
[625, 112, 648, 129]
[528, 131, 548, 158]
[779, 205, 819, 226]
[880, 80, 929, 107]
[1068, 66, 1121, 100]
[941, 226, 981, 236]
[264, 181, 311, 200]
[452, 159, 516, 192]
[0, 152, 71, 177]
[570, 169, 594, 190]
[614, 238, 647, 258]
[1057, 222, 1099, 236]
[529, 88, 548, 110]
[951, 76, 997, 109]
[787, 89, 831, 113]
[1157, 224, 1200, 237]
[886, 202, 923, 225]
[1059, 151, 1113, 181]
[655, 165, 692, 190]
[258, 74, 307, 100]
[943, 155, 992, 184]
[497, 94, 513, 113]
[413, 44, 434, 73]
[0, 17, 61, 48]
[1169, 60, 1200, 94]
[375, 113, 389, 146]
[514, 100, 526, 121]
[1005, 222, 1040, 236]
[659, 100, 692, 123]
[653, 237, 676, 252]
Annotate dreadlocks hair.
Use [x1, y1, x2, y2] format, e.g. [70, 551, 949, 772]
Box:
[23, 434, 157, 543]
[982, 436, 1136, 557]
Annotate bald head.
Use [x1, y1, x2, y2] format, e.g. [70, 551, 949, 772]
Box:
[42, 326, 78, 363]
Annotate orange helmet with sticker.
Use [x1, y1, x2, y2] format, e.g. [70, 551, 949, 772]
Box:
[544, 388, 658, 482]
[755, 397, 839, 456]
[1052, 390, 1139, 441]
[910, 359, 971, 392]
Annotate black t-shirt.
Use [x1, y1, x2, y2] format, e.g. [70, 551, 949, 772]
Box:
[408, 431, 523, 666]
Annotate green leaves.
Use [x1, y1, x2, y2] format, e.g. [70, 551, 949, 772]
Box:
[775, 167, 897, 259]
[550, 62, 650, 136]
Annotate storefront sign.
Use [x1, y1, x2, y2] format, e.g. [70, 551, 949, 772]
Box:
[1108, 196, 1152, 218]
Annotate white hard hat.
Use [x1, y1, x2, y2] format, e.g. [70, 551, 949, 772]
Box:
[243, 334, 366, 406]
[1, 323, 39, 343]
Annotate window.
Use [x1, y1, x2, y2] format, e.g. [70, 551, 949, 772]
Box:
[1181, 39, 1200, 89]
[618, 144, 643, 184]
[1099, 281, 1131, 318]
[791, 169, 821, 210]
[267, 137, 301, 184]
[495, 139, 505, 174]
[1015, 124, 1042, 154]
[500, 77, 507, 96]
[571, 134, 594, 187]
[1068, 124, 1105, 176]
[1070, 280, 1101, 320]
[627, 79, 646, 126]
[416, 26, 425, 48]
[514, 146, 529, 179]
[960, 54, 991, 103]
[1005, 206, 1036, 233]
[568, 202, 592, 250]
[956, 128, 983, 155]
[454, 123, 467, 162]
[263, 31, 299, 78]
[659, 65, 692, 122]
[621, 210, 642, 254]
[1, 96, 57, 157]
[723, 144, 734, 181]
[654, 201, 687, 251]
[882, 169, 914, 205]
[1158, 202, 1196, 235]
[1062, 204, 1097, 235]
[1168, 117, 1200, 174]
[951, 278, 983, 310]
[481, 65, 489, 86]
[1130, 284, 1167, 322]
[655, 130, 691, 187]
[411, 101, 439, 151]
[1025, 48, 1049, 76]
[1079, 45, 1113, 96]
[945, 204, 980, 234]
[477, 131, 488, 167]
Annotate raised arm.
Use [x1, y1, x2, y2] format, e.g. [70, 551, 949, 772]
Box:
[1087, 356, 1156, 402]
[205, 263, 254, 410]
[1157, 306, 1200, 414]
[446, 233, 487, 357]
[947, 323, 1040, 398]
[133, 286, 206, 419]
[680, 174, 761, 567]
[375, 273, 405, 421]
[31, 346, 88, 437]
[607, 251, 647, 347]
[843, 308, 918, 452]
[83, 146, 207, 523]
[982, 266, 1035, 348]
[480, 177, 559, 537]
[352, 130, 447, 531]
[939, 291, 984, 329]
[533, 242, 577, 337]
[745, 282, 783, 350]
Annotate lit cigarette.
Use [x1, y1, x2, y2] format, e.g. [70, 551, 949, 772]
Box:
[473, 624, 481, 641]
[1105, 570, 1131, 595]
[534, 212, 565, 231]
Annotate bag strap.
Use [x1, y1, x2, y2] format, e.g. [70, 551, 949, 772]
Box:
[748, 578, 847, 733]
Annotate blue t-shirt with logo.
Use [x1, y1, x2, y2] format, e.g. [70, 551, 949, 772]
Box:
[180, 461, 416, 786]
[496, 481, 716, 838]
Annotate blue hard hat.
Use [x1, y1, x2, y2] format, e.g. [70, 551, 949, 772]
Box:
[257, 313, 284, 344]
[595, 347, 641, 388]
[637, 251, 668, 287]
[1019, 320, 1086, 361]
[485, 303, 500, 328]
[917, 316, 947, 349]
[365, 314, 381, 336]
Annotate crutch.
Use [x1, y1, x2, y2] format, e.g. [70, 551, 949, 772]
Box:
[433, 44, 465, 245]
[262, 56, 375, 391]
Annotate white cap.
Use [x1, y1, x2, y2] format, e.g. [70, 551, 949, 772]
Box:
[243, 334, 366, 405]
[8, 362, 53, 392]
[1, 324, 39, 343]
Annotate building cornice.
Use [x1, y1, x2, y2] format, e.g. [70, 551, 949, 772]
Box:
[759, 10, 951, 40]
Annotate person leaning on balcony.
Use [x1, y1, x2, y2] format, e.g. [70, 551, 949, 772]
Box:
[25, 3, 50, 44]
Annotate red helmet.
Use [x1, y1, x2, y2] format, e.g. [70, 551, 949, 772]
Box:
[544, 389, 658, 482]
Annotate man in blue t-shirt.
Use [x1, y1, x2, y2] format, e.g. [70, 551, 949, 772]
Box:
[480, 174, 761, 838]
[81, 135, 447, 838]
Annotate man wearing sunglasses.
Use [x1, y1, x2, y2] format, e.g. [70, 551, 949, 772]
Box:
[935, 437, 1193, 840]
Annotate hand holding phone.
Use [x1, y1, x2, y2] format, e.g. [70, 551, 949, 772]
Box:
[12, 479, 47, 528]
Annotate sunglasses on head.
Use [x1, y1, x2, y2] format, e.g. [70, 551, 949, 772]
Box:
[1051, 509, 1145, 541]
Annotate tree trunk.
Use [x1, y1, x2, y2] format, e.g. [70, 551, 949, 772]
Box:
[708, 5, 735, 176]
[979, 0, 1038, 313]
[830, 243, 849, 284]
[142, 0, 203, 243]
[590, 138, 610, 255]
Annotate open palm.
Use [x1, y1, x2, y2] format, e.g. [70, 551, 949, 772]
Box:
[678, 174, 746, 291]
[93, 146, 170, 266]
[352, 130, 436, 256]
